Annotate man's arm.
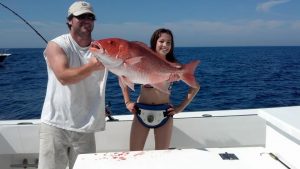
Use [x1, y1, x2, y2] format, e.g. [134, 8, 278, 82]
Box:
[45, 41, 104, 85]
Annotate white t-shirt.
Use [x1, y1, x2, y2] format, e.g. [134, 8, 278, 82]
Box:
[41, 34, 108, 133]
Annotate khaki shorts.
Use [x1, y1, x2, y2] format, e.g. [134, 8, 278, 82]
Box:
[38, 123, 96, 169]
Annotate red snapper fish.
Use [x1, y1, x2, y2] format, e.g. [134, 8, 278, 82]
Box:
[90, 38, 200, 94]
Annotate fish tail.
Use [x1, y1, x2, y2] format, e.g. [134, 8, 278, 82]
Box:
[181, 60, 200, 88]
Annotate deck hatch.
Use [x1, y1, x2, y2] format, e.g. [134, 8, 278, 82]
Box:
[219, 152, 239, 160]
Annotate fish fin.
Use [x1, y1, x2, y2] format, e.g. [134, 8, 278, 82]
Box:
[119, 76, 135, 91]
[181, 60, 200, 88]
[170, 62, 183, 69]
[124, 57, 143, 67]
[118, 77, 125, 90]
[151, 83, 170, 94]
[132, 41, 148, 48]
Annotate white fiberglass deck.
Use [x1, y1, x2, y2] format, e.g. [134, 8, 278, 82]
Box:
[74, 147, 287, 169]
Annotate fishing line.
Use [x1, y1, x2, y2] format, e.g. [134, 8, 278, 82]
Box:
[0, 2, 48, 44]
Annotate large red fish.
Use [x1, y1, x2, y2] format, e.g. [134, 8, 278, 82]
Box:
[90, 38, 199, 94]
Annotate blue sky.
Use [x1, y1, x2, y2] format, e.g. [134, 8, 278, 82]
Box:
[0, 0, 300, 48]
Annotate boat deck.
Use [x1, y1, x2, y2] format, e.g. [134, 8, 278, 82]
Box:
[74, 147, 288, 169]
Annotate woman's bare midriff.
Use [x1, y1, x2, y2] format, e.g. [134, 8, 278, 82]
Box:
[137, 85, 170, 105]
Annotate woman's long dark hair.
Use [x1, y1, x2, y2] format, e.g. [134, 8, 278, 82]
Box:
[150, 28, 177, 63]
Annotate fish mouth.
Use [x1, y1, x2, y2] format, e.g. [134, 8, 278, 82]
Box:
[90, 41, 107, 62]
[89, 41, 122, 68]
[90, 41, 107, 56]
[90, 41, 102, 51]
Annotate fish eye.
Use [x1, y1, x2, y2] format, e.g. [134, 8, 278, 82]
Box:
[108, 40, 114, 45]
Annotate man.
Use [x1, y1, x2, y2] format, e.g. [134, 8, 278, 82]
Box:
[39, 1, 108, 169]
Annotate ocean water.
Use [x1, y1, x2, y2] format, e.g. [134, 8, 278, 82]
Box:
[0, 46, 300, 120]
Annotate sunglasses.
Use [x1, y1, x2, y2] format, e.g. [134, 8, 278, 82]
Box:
[74, 14, 96, 21]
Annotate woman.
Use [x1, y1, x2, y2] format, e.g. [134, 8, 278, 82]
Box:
[121, 28, 200, 150]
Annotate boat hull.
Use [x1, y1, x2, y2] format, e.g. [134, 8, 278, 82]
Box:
[1, 106, 300, 169]
[0, 53, 11, 62]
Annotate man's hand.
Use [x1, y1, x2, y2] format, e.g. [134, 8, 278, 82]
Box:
[88, 56, 105, 71]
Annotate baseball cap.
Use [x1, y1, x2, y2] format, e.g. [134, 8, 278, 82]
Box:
[68, 1, 95, 17]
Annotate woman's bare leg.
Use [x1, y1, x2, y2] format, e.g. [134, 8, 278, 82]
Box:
[154, 118, 173, 150]
[130, 115, 150, 151]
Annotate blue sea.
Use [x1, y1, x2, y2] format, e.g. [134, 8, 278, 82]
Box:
[1, 47, 300, 120]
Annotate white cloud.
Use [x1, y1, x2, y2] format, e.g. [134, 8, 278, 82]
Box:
[256, 0, 290, 12]
[92, 19, 300, 46]
[1, 19, 300, 47]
